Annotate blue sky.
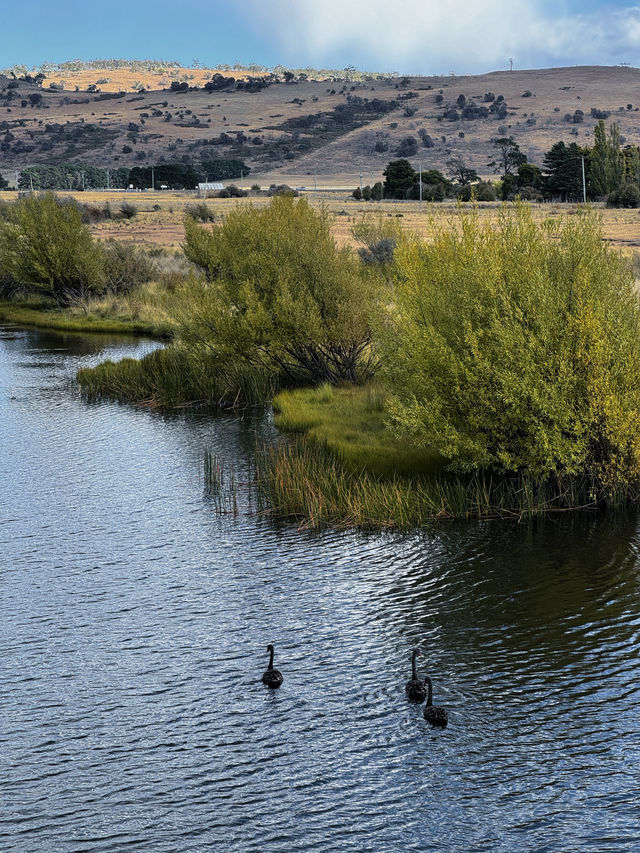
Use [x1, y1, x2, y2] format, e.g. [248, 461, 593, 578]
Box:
[2, 0, 640, 76]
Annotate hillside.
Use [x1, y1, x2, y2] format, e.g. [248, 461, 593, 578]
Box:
[2, 64, 640, 186]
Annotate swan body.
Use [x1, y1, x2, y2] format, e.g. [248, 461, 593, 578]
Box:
[405, 650, 427, 703]
[423, 677, 448, 726]
[261, 644, 283, 689]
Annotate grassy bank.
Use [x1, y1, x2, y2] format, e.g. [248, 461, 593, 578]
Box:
[273, 383, 443, 477]
[0, 280, 183, 338]
[0, 299, 165, 336]
[261, 382, 640, 528]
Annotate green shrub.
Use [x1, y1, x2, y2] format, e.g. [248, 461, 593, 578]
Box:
[0, 193, 105, 306]
[607, 183, 640, 208]
[380, 205, 640, 493]
[185, 202, 215, 222]
[182, 196, 378, 385]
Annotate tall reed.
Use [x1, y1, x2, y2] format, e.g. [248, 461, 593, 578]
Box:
[254, 440, 638, 529]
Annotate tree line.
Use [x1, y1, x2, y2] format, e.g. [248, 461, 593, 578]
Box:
[13, 159, 251, 191]
[378, 120, 640, 206]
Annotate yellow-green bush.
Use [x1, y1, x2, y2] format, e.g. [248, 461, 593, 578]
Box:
[0, 193, 105, 306]
[380, 204, 640, 492]
[183, 195, 379, 385]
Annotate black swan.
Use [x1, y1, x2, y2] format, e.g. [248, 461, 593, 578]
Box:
[405, 649, 427, 703]
[261, 644, 283, 689]
[423, 677, 448, 727]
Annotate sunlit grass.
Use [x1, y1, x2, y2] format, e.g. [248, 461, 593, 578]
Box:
[77, 344, 277, 409]
[273, 382, 444, 477]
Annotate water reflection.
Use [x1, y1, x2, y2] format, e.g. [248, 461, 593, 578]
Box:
[1, 324, 639, 852]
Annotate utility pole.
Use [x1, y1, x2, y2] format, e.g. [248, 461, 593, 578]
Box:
[14, 170, 19, 190]
[240, 169, 244, 188]
[151, 166, 155, 191]
[359, 168, 363, 195]
[314, 168, 317, 191]
[419, 162, 422, 202]
[581, 156, 586, 203]
[106, 167, 110, 190]
[81, 170, 85, 191]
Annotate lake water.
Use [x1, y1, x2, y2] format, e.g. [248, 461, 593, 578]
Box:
[2, 325, 640, 852]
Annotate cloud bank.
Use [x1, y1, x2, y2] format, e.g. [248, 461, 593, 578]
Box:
[245, 1, 640, 74]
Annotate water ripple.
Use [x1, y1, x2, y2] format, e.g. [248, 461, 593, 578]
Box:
[2, 327, 640, 851]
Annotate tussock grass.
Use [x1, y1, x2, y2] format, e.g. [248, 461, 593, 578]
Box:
[273, 382, 443, 477]
[77, 344, 277, 409]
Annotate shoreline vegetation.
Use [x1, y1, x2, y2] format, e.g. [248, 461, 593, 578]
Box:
[4, 192, 640, 527]
[0, 298, 168, 337]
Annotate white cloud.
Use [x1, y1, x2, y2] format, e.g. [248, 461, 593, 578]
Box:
[245, 1, 640, 73]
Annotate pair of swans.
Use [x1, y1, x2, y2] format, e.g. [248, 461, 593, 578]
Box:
[261, 645, 448, 727]
[405, 649, 448, 727]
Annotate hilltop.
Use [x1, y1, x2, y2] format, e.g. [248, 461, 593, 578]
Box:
[2, 63, 640, 186]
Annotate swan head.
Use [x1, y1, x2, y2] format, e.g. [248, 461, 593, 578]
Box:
[266, 644, 274, 653]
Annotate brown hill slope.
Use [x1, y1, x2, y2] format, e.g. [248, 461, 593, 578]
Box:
[2, 65, 640, 185]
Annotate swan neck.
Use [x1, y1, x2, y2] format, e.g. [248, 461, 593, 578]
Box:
[425, 677, 433, 706]
[411, 651, 418, 680]
[268, 646, 274, 669]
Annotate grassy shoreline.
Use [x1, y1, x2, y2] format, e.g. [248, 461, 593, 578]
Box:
[257, 384, 638, 528]
[254, 440, 628, 529]
[0, 299, 173, 338]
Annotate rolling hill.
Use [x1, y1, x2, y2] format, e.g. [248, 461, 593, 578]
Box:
[2, 63, 640, 187]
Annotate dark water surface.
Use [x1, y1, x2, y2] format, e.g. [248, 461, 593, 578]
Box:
[2, 325, 640, 852]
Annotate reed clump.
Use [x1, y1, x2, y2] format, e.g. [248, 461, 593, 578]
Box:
[255, 440, 637, 529]
[77, 344, 276, 409]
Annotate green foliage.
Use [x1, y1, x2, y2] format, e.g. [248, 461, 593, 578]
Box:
[607, 183, 640, 208]
[491, 137, 527, 176]
[542, 141, 587, 200]
[383, 159, 417, 199]
[129, 162, 200, 189]
[200, 158, 251, 182]
[182, 196, 378, 385]
[380, 205, 640, 492]
[0, 193, 105, 306]
[590, 120, 623, 197]
[19, 164, 129, 190]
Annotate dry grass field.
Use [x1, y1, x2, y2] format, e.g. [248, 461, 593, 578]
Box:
[4, 189, 640, 257]
[3, 64, 640, 188]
